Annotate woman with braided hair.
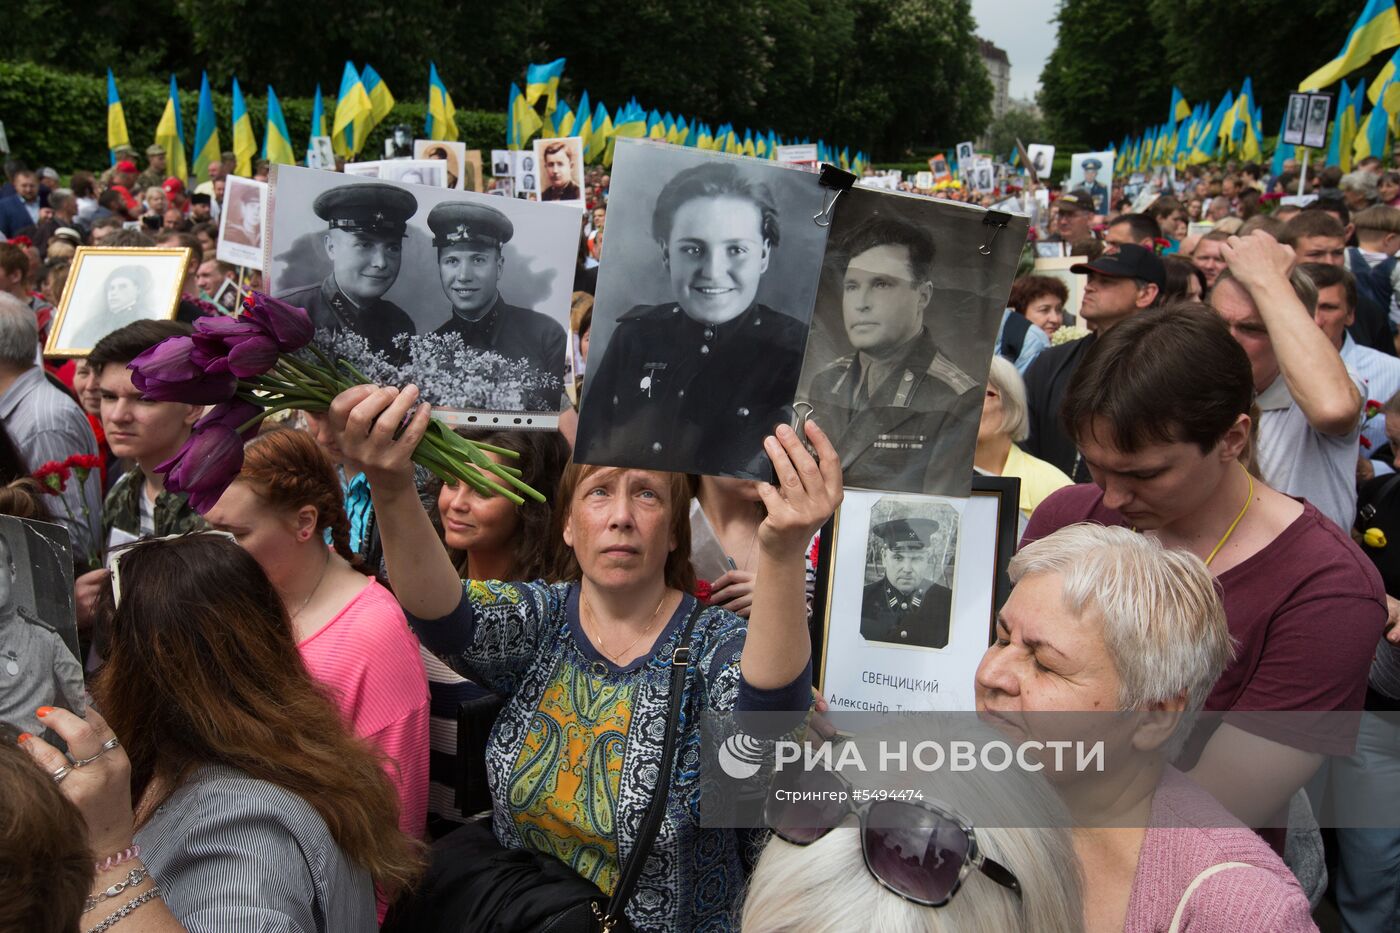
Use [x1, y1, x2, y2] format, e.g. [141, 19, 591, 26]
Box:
[204, 428, 430, 876]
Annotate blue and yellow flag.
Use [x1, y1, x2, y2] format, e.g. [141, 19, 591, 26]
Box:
[192, 71, 221, 183]
[1189, 92, 1233, 164]
[332, 62, 373, 158]
[507, 82, 543, 150]
[525, 58, 566, 114]
[1170, 87, 1191, 125]
[154, 75, 188, 183]
[426, 62, 458, 142]
[311, 84, 328, 139]
[106, 69, 129, 165]
[361, 65, 395, 133]
[263, 85, 297, 167]
[554, 101, 576, 137]
[230, 78, 257, 176]
[590, 103, 613, 165]
[575, 92, 593, 155]
[1301, 0, 1400, 91]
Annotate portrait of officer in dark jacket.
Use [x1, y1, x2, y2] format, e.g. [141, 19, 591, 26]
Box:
[860, 517, 952, 649]
[425, 201, 566, 410]
[804, 216, 983, 496]
[577, 160, 811, 479]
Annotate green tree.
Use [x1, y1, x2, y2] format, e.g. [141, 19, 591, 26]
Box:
[984, 107, 1047, 158]
[1038, 0, 1171, 149]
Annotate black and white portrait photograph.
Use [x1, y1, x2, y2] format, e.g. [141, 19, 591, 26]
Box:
[344, 161, 381, 179]
[1303, 93, 1332, 150]
[46, 247, 190, 356]
[378, 159, 449, 189]
[574, 139, 829, 479]
[955, 141, 975, 167]
[859, 500, 959, 650]
[794, 185, 1027, 498]
[415, 139, 468, 190]
[974, 160, 994, 193]
[213, 277, 242, 314]
[533, 136, 585, 205]
[516, 152, 539, 196]
[1284, 93, 1309, 146]
[266, 163, 582, 418]
[489, 177, 516, 198]
[774, 144, 819, 167]
[1069, 150, 1113, 215]
[0, 516, 83, 739]
[928, 155, 950, 180]
[308, 135, 335, 171]
[491, 149, 512, 177]
[216, 176, 267, 270]
[1027, 143, 1055, 180]
[386, 124, 414, 159]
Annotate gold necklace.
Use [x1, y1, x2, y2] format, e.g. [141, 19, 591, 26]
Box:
[582, 589, 669, 663]
[291, 549, 331, 620]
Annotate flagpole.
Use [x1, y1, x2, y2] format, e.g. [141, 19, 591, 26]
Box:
[1298, 148, 1310, 196]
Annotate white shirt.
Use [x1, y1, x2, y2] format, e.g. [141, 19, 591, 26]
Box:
[1254, 373, 1364, 532]
[1340, 332, 1400, 457]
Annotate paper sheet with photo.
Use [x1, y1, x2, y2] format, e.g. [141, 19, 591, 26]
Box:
[0, 516, 84, 738]
[266, 164, 581, 423]
[533, 137, 586, 206]
[414, 139, 469, 190]
[1068, 150, 1114, 215]
[574, 139, 830, 480]
[216, 176, 267, 270]
[794, 186, 1027, 498]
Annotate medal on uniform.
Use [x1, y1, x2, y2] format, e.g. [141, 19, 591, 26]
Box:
[3, 652, 17, 676]
[640, 362, 667, 398]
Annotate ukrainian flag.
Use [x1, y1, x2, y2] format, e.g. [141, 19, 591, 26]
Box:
[263, 86, 297, 167]
[507, 83, 542, 150]
[192, 72, 221, 183]
[554, 101, 576, 137]
[154, 75, 188, 183]
[332, 62, 373, 158]
[106, 69, 129, 165]
[590, 103, 613, 164]
[231, 79, 257, 177]
[525, 58, 566, 114]
[1189, 92, 1233, 164]
[574, 91, 592, 141]
[311, 84, 328, 139]
[1170, 87, 1191, 125]
[1301, 0, 1400, 91]
[361, 65, 395, 132]
[426, 62, 459, 142]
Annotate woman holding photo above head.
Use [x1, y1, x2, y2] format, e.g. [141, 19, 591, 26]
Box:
[327, 381, 840, 933]
[17, 533, 423, 933]
[579, 161, 810, 480]
[203, 429, 430, 866]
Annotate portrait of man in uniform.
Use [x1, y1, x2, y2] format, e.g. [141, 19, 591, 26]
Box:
[1078, 157, 1109, 215]
[535, 137, 583, 204]
[803, 215, 982, 496]
[425, 200, 566, 409]
[0, 520, 84, 739]
[274, 182, 418, 363]
[576, 154, 821, 479]
[860, 517, 952, 650]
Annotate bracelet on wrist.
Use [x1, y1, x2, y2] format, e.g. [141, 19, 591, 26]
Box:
[94, 844, 140, 873]
[84, 868, 149, 913]
[85, 885, 162, 933]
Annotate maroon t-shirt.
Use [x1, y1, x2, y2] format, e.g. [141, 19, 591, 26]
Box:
[1023, 484, 1385, 755]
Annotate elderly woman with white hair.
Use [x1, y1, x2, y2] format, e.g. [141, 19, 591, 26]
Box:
[977, 524, 1316, 932]
[974, 355, 1073, 523]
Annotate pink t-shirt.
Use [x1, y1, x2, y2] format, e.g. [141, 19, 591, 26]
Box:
[298, 579, 430, 842]
[1124, 768, 1315, 932]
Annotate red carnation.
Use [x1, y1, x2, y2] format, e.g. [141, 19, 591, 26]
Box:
[32, 460, 71, 494]
[694, 579, 713, 604]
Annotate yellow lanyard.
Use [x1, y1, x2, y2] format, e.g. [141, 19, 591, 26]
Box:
[1204, 465, 1255, 567]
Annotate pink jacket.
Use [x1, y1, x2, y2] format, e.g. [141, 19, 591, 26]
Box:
[1124, 768, 1317, 932]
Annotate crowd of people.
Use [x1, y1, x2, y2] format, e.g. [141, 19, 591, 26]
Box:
[0, 129, 1398, 933]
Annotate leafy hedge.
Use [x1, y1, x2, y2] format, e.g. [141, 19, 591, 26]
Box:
[0, 61, 507, 176]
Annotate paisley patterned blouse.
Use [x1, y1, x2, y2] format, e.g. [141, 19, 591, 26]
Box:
[409, 580, 811, 932]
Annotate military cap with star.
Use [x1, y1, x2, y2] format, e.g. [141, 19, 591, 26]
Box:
[425, 202, 514, 249]
[1082, 158, 1103, 171]
[313, 183, 418, 239]
[872, 518, 939, 550]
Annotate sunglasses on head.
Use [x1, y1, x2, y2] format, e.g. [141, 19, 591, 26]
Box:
[763, 760, 1022, 908]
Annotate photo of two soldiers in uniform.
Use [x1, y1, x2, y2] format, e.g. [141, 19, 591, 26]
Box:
[794, 185, 1026, 498]
[265, 163, 582, 417]
[0, 516, 84, 743]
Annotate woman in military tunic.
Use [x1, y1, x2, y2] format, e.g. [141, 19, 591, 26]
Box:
[578, 162, 809, 480]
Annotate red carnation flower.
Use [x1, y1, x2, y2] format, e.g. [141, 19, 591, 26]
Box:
[694, 579, 713, 604]
[32, 460, 71, 494]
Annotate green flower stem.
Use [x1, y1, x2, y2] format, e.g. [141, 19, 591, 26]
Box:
[236, 403, 307, 434]
[277, 356, 343, 397]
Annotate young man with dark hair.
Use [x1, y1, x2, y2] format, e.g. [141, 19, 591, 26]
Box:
[1024, 302, 1389, 859]
[1283, 211, 1394, 354]
[1103, 213, 1161, 253]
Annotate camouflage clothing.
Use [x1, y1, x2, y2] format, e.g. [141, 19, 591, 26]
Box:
[101, 470, 206, 553]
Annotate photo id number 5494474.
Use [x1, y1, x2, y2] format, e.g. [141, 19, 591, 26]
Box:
[850, 788, 925, 802]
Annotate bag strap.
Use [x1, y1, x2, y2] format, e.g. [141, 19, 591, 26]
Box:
[1167, 861, 1259, 933]
[600, 599, 705, 928]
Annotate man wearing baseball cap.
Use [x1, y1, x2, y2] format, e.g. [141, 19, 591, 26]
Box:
[109, 160, 140, 215]
[276, 182, 418, 362]
[860, 517, 953, 649]
[136, 145, 167, 193]
[1049, 189, 1098, 244]
[162, 177, 189, 215]
[1023, 243, 1165, 479]
[425, 201, 565, 407]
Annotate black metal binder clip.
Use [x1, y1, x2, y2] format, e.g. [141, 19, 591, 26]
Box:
[980, 210, 1012, 255]
[789, 401, 818, 456]
[813, 163, 857, 227]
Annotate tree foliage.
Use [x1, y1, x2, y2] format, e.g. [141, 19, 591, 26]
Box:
[0, 0, 992, 160]
[984, 108, 1047, 159]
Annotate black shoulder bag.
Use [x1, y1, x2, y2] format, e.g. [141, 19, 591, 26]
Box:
[385, 603, 703, 933]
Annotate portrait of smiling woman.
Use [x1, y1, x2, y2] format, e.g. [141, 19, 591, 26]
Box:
[576, 142, 828, 479]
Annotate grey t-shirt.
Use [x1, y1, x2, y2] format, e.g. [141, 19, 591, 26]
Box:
[1254, 373, 1364, 533]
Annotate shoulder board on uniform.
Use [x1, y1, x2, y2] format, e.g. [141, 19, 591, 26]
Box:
[16, 606, 58, 633]
[926, 351, 979, 395]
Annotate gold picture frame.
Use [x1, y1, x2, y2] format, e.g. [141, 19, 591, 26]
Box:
[44, 246, 191, 357]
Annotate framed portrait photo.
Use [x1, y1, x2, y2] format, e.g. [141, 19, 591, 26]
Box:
[1069, 150, 1114, 215]
[955, 141, 975, 167]
[0, 516, 84, 738]
[811, 477, 1020, 712]
[793, 185, 1029, 498]
[216, 176, 267, 271]
[343, 161, 381, 179]
[211, 277, 243, 315]
[414, 139, 468, 190]
[307, 135, 335, 170]
[1283, 93, 1309, 147]
[45, 247, 190, 356]
[491, 149, 512, 177]
[574, 139, 830, 480]
[1026, 143, 1055, 182]
[266, 164, 582, 426]
[1303, 93, 1332, 150]
[533, 137, 586, 206]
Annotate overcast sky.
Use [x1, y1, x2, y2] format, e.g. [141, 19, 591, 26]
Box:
[969, 0, 1059, 102]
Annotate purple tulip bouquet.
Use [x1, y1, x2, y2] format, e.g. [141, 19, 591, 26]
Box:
[128, 292, 543, 513]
